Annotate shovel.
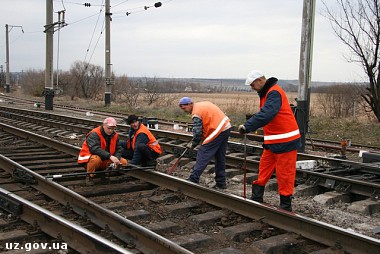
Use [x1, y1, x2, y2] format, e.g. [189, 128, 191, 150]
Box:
[167, 148, 188, 175]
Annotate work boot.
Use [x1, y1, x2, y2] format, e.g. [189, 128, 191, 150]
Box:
[279, 195, 293, 212]
[251, 184, 265, 203]
[211, 182, 227, 189]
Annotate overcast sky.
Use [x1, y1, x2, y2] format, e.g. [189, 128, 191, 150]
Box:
[0, 0, 366, 82]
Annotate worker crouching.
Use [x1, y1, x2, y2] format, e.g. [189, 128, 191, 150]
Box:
[78, 117, 128, 184]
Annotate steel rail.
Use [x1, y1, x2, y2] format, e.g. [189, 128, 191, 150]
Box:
[128, 170, 380, 254]
[0, 188, 134, 254]
[1, 98, 380, 152]
[0, 153, 193, 254]
[0, 122, 379, 253]
[1, 120, 379, 198]
[2, 108, 378, 174]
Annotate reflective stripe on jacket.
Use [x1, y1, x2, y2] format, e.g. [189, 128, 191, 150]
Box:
[129, 124, 162, 154]
[260, 84, 300, 144]
[77, 126, 118, 163]
[192, 101, 231, 145]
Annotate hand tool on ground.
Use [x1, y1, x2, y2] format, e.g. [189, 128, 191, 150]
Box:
[242, 133, 248, 198]
[167, 148, 188, 175]
[45, 164, 155, 180]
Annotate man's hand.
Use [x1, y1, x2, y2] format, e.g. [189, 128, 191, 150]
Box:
[186, 141, 195, 149]
[110, 155, 121, 167]
[238, 125, 246, 134]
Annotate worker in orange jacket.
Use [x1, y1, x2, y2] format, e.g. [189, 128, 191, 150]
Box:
[179, 97, 231, 189]
[78, 117, 127, 180]
[239, 70, 301, 211]
[120, 115, 162, 167]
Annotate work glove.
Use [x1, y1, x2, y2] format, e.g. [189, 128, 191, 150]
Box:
[238, 125, 246, 134]
[186, 140, 196, 149]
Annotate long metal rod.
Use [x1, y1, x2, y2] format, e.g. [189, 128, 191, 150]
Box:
[46, 165, 155, 179]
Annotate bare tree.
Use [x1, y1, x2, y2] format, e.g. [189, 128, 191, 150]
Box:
[68, 61, 104, 100]
[19, 69, 45, 96]
[143, 77, 161, 105]
[117, 77, 141, 109]
[322, 0, 380, 121]
[315, 84, 361, 118]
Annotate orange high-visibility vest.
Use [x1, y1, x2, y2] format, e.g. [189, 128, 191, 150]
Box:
[77, 126, 118, 163]
[127, 124, 162, 154]
[192, 101, 230, 145]
[260, 84, 300, 144]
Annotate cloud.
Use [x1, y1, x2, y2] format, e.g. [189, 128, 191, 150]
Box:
[0, 0, 366, 82]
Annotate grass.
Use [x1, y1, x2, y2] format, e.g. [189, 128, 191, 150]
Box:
[12, 90, 380, 147]
[309, 117, 380, 146]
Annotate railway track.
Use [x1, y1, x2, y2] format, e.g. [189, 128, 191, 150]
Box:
[1, 94, 379, 155]
[0, 95, 379, 250]
[0, 123, 379, 253]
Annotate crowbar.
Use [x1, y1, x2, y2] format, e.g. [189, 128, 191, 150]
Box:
[167, 148, 188, 175]
[46, 165, 155, 180]
[242, 133, 248, 198]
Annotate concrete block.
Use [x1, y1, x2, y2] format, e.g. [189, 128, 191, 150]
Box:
[225, 168, 241, 177]
[294, 185, 319, 197]
[123, 209, 150, 221]
[148, 193, 181, 204]
[164, 201, 202, 216]
[248, 233, 300, 253]
[189, 210, 226, 226]
[308, 247, 347, 254]
[223, 222, 262, 241]
[157, 154, 175, 164]
[183, 161, 196, 170]
[145, 220, 179, 234]
[347, 199, 380, 216]
[206, 247, 243, 254]
[313, 192, 350, 205]
[231, 173, 258, 184]
[296, 160, 318, 170]
[171, 232, 214, 250]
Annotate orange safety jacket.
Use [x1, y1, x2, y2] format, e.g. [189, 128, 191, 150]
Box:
[77, 126, 118, 163]
[126, 124, 162, 154]
[192, 101, 231, 145]
[260, 84, 300, 144]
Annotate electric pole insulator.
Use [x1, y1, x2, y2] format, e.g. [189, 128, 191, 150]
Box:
[154, 2, 162, 8]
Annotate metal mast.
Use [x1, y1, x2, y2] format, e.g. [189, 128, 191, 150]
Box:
[297, 0, 316, 152]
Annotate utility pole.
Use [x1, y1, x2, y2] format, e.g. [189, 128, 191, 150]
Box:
[104, 0, 113, 106]
[44, 0, 66, 110]
[5, 24, 23, 93]
[44, 0, 54, 110]
[297, 0, 315, 152]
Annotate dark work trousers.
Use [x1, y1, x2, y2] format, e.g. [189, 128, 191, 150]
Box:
[123, 143, 158, 166]
[188, 128, 231, 185]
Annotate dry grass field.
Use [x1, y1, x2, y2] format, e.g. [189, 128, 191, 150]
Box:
[15, 90, 380, 147]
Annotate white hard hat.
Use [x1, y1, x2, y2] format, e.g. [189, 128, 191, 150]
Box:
[245, 70, 264, 86]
